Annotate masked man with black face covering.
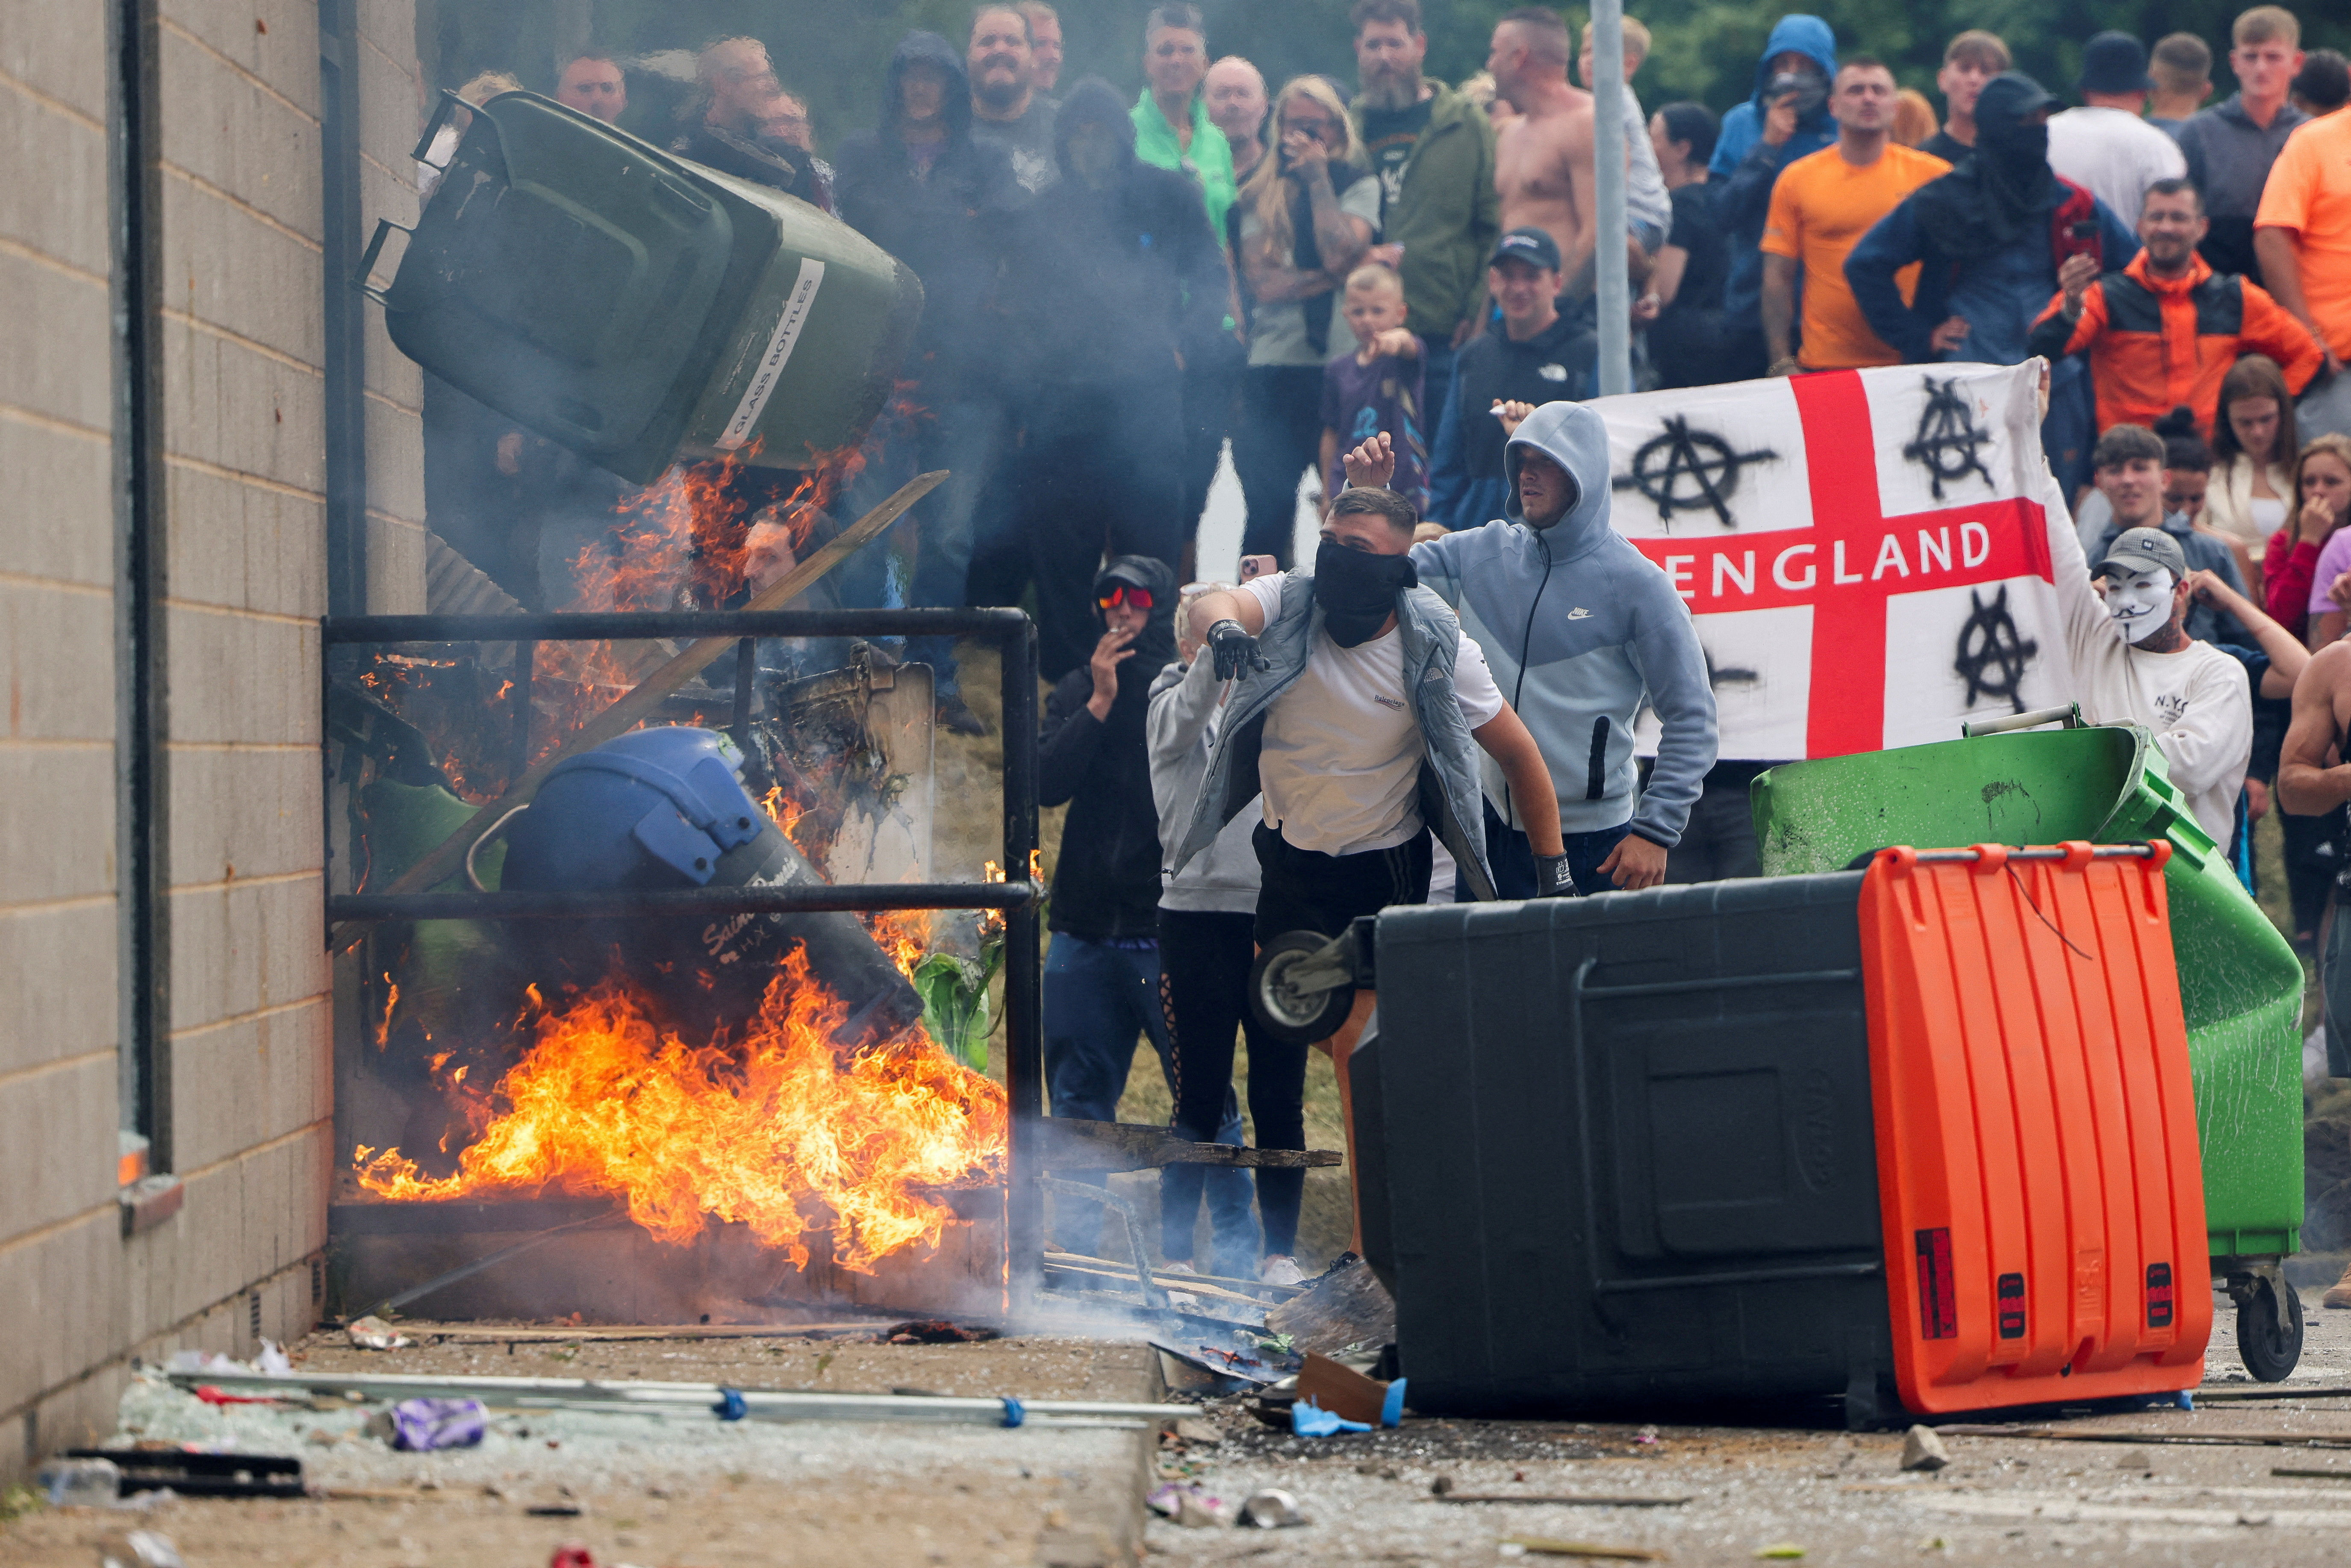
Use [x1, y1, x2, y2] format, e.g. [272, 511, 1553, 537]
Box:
[1175, 488, 1564, 1248]
[1846, 72, 2142, 494]
[1039, 556, 1258, 1273]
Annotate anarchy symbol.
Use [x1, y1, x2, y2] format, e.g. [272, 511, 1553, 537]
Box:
[1953, 585, 2039, 712]
[1612, 416, 1779, 528]
[1903, 377, 1995, 500]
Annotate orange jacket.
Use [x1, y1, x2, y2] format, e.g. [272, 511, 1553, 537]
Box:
[2027, 250, 2321, 434]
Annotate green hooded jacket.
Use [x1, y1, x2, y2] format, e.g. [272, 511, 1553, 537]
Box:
[1131, 89, 1237, 238]
[1348, 82, 1498, 340]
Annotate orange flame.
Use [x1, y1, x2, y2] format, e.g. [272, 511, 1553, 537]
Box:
[352, 950, 1006, 1272]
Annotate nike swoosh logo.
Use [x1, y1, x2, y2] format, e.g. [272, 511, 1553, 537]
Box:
[1567, 607, 1593, 619]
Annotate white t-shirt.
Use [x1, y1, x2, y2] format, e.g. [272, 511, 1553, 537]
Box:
[2047, 107, 2186, 230]
[1241, 572, 1505, 856]
[2045, 475, 2251, 844]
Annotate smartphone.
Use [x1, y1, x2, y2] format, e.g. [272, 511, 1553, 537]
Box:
[1238, 554, 1279, 582]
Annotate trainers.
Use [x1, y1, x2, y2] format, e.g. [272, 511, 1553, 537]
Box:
[936, 694, 989, 736]
[1259, 1255, 1308, 1287]
[2327, 1260, 2351, 1310]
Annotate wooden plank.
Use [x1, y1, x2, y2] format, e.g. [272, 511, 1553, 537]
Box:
[1034, 1118, 1343, 1171]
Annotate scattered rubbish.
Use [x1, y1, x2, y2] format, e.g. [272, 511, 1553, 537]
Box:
[389, 1398, 486, 1451]
[1151, 1337, 1291, 1388]
[2198, 1385, 2351, 1403]
[1264, 1255, 1396, 1356]
[713, 1389, 750, 1420]
[1499, 1539, 1664, 1561]
[1432, 1494, 1690, 1508]
[532, 1505, 587, 1518]
[173, 1367, 1186, 1430]
[94, 1530, 185, 1568]
[549, 1545, 595, 1567]
[36, 1456, 118, 1508]
[1756, 1547, 1806, 1559]
[1294, 1351, 1404, 1428]
[884, 1320, 999, 1344]
[70, 1450, 303, 1501]
[345, 1316, 414, 1350]
[163, 1350, 250, 1376]
[1432, 1474, 1456, 1495]
[1146, 1482, 1230, 1527]
[1173, 1417, 1223, 1444]
[2274, 1467, 2351, 1480]
[1634, 1426, 1659, 1447]
[191, 1385, 288, 1407]
[255, 1341, 293, 1377]
[1291, 1397, 1371, 1437]
[1900, 1425, 1950, 1472]
[1237, 1487, 1307, 1529]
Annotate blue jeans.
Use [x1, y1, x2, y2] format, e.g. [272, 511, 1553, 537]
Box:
[1042, 934, 1258, 1273]
[839, 395, 1010, 698]
[1458, 798, 1631, 899]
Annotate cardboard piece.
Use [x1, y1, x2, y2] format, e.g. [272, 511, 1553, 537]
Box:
[1295, 1352, 1399, 1428]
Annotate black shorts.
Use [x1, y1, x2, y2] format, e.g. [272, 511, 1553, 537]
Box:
[1252, 820, 1432, 945]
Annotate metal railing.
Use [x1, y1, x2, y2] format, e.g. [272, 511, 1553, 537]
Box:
[321, 605, 1047, 1306]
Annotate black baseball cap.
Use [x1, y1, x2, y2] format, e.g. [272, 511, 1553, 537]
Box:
[1488, 226, 1563, 273]
[2078, 32, 2153, 95]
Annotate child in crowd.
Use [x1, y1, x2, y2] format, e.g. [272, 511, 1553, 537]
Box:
[1320, 264, 1429, 514]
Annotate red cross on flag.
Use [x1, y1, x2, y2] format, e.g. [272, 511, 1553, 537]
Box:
[1606, 362, 2074, 761]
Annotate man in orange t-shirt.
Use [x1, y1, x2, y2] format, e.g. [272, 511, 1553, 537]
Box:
[2256, 107, 2351, 437]
[1761, 58, 1950, 372]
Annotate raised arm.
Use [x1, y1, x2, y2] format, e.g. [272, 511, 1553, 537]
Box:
[2189, 568, 2308, 697]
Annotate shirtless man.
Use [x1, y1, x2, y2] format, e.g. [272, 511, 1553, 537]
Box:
[1489, 9, 1594, 279]
[2280, 637, 2351, 1309]
[1489, 7, 1646, 298]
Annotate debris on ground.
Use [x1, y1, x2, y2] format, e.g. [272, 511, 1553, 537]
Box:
[1263, 1255, 1396, 1356]
[94, 1530, 185, 1568]
[1755, 1545, 1807, 1559]
[1899, 1424, 1950, 1472]
[1236, 1486, 1307, 1528]
[884, 1319, 1000, 1344]
[1500, 1538, 1664, 1560]
[345, 1315, 414, 1350]
[1291, 1397, 1372, 1436]
[36, 1456, 119, 1508]
[389, 1397, 487, 1451]
[1147, 1482, 1230, 1527]
[1294, 1350, 1403, 1428]
[1172, 1417, 1223, 1444]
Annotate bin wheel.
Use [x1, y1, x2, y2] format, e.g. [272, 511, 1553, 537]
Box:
[2235, 1273, 2304, 1382]
[1251, 931, 1356, 1046]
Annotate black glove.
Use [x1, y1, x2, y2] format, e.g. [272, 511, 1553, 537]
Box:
[1207, 619, 1269, 681]
[1533, 852, 1578, 899]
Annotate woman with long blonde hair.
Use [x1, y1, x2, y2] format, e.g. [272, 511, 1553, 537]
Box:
[1230, 75, 1380, 565]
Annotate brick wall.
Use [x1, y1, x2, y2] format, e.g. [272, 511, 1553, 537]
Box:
[0, 0, 423, 1480]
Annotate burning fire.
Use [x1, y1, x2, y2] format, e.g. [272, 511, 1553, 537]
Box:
[354, 949, 1007, 1272]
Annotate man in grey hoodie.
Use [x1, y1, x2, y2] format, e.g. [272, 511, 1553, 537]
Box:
[1349, 401, 1715, 893]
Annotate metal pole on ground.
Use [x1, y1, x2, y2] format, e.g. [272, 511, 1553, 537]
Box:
[1591, 0, 1632, 396]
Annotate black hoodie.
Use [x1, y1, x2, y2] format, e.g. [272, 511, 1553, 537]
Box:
[832, 32, 1024, 398]
[1002, 78, 1230, 391]
[1038, 554, 1181, 940]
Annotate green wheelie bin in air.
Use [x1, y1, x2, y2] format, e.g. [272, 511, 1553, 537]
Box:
[366, 90, 922, 484]
[1749, 710, 2309, 1379]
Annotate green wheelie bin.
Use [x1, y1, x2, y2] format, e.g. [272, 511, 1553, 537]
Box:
[1750, 710, 2308, 1378]
[366, 91, 922, 484]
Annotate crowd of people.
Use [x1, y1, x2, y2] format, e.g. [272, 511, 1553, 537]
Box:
[427, 4, 2351, 1302]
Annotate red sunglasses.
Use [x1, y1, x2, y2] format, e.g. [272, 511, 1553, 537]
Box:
[1097, 584, 1155, 611]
